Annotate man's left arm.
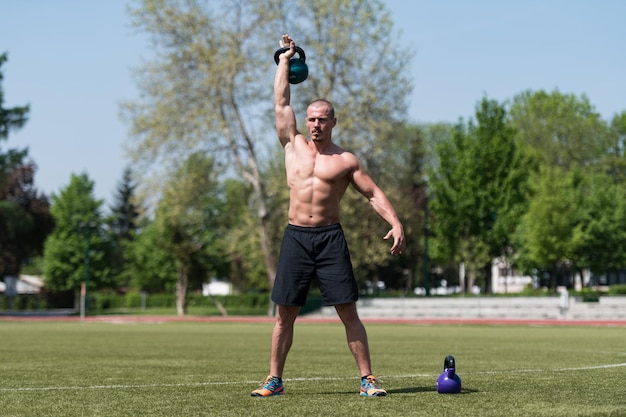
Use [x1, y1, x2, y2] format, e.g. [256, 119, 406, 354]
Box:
[351, 161, 406, 255]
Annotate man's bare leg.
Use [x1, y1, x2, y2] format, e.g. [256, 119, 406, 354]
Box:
[335, 302, 387, 396]
[270, 304, 300, 377]
[335, 302, 372, 377]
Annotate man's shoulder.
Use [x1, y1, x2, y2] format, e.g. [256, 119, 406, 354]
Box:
[284, 134, 307, 150]
[333, 145, 359, 164]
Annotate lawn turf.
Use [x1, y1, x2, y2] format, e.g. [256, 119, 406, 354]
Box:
[1, 321, 625, 416]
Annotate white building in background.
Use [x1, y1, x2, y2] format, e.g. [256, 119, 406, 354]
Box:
[490, 259, 533, 293]
[0, 275, 44, 295]
[490, 258, 590, 293]
[202, 278, 232, 296]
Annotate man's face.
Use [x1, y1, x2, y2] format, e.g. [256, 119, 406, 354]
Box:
[306, 105, 336, 142]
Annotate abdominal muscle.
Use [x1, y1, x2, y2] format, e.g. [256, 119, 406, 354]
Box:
[288, 179, 342, 226]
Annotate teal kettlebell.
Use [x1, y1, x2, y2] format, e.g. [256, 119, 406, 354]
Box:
[274, 46, 308, 84]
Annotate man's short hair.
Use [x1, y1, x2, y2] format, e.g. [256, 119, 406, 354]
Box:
[308, 99, 335, 119]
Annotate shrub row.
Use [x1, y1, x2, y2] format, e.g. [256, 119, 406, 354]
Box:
[608, 284, 626, 295]
[0, 294, 48, 310]
[89, 291, 270, 312]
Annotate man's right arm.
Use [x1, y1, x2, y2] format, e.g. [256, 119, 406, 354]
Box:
[274, 36, 298, 148]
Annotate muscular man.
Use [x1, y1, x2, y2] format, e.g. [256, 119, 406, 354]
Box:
[251, 34, 406, 397]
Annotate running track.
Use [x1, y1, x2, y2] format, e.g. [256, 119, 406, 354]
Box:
[1, 314, 625, 327]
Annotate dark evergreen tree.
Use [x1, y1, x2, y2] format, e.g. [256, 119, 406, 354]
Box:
[106, 167, 141, 286]
[109, 167, 140, 241]
[0, 52, 53, 281]
[0, 53, 29, 141]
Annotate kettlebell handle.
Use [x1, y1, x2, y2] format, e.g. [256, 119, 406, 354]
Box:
[274, 46, 306, 65]
[444, 355, 456, 369]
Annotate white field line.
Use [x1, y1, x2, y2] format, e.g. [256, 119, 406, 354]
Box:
[2, 362, 626, 393]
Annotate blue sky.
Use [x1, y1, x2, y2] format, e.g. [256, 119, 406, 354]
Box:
[1, 0, 625, 208]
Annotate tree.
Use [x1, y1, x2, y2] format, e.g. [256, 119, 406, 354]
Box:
[510, 89, 610, 170]
[121, 0, 411, 301]
[512, 166, 582, 289]
[124, 217, 177, 293]
[108, 167, 141, 241]
[220, 177, 271, 292]
[106, 167, 141, 286]
[0, 163, 54, 277]
[283, 0, 410, 151]
[575, 172, 626, 275]
[340, 122, 426, 291]
[43, 173, 113, 299]
[0, 53, 29, 143]
[509, 90, 626, 289]
[153, 152, 228, 316]
[0, 52, 53, 284]
[429, 98, 532, 292]
[602, 111, 626, 183]
[514, 168, 626, 290]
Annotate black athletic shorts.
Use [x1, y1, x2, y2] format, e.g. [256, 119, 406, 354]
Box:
[271, 223, 359, 307]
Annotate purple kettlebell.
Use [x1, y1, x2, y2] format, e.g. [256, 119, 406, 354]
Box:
[437, 355, 461, 394]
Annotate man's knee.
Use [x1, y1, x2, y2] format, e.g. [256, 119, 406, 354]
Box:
[275, 304, 300, 325]
[335, 302, 360, 323]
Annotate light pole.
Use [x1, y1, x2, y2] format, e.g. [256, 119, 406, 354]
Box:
[423, 192, 430, 297]
[78, 221, 96, 320]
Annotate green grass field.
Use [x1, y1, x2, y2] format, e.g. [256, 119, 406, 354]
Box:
[1, 320, 625, 416]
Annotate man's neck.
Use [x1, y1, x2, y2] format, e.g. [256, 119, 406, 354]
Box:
[310, 137, 334, 153]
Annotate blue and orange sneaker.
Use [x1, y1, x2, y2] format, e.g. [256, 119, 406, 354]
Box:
[251, 375, 284, 397]
[360, 375, 387, 397]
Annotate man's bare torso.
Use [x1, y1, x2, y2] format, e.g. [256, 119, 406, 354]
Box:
[285, 134, 356, 227]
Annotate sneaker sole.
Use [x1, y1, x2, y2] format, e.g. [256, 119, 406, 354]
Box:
[360, 391, 387, 397]
[251, 390, 284, 397]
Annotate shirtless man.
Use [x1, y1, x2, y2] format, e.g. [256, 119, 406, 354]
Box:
[251, 34, 406, 397]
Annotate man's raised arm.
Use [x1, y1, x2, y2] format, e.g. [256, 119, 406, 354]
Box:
[274, 35, 298, 148]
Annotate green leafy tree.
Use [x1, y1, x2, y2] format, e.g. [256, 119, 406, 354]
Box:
[126, 175, 266, 297]
[602, 111, 626, 183]
[43, 173, 113, 299]
[153, 152, 228, 316]
[509, 90, 626, 288]
[220, 177, 270, 292]
[125, 217, 177, 293]
[429, 98, 532, 292]
[513, 167, 584, 289]
[510, 89, 610, 170]
[514, 168, 626, 290]
[575, 172, 626, 274]
[121, 0, 410, 299]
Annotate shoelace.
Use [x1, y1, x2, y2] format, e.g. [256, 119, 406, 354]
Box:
[364, 376, 380, 388]
[260, 376, 279, 388]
